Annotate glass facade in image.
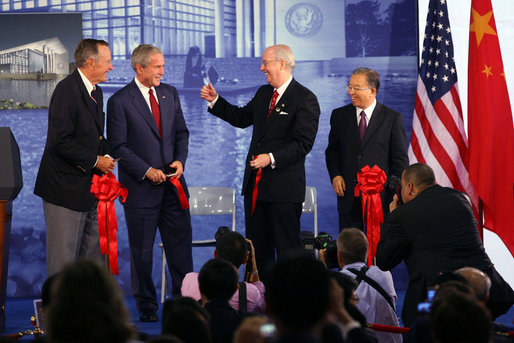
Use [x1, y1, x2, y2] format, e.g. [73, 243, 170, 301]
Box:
[0, 0, 237, 59]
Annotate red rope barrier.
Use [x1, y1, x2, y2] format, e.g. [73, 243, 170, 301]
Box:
[366, 323, 410, 334]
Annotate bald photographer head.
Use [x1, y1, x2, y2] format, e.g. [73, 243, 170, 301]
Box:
[389, 162, 436, 212]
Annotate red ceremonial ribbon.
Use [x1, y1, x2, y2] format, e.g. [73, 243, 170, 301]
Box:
[354, 165, 387, 265]
[251, 156, 262, 216]
[168, 176, 189, 210]
[90, 172, 127, 275]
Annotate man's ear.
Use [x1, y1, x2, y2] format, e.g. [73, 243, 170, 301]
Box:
[408, 182, 415, 195]
[242, 251, 249, 264]
[337, 250, 344, 269]
[213, 250, 218, 259]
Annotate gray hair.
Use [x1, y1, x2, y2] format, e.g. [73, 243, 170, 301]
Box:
[74, 39, 109, 68]
[336, 228, 368, 264]
[352, 67, 380, 93]
[131, 44, 163, 71]
[273, 44, 296, 70]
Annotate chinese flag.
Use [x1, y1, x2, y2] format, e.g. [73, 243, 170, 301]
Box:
[468, 0, 514, 257]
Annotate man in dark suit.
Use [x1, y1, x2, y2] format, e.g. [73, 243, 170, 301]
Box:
[325, 68, 408, 231]
[107, 44, 193, 322]
[200, 44, 320, 284]
[376, 163, 514, 327]
[34, 39, 116, 276]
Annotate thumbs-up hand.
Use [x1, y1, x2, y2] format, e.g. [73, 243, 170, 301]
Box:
[200, 82, 217, 102]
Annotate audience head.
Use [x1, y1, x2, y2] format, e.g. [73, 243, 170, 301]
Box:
[162, 297, 211, 343]
[215, 230, 248, 268]
[198, 258, 239, 302]
[328, 271, 367, 326]
[233, 315, 270, 343]
[46, 260, 135, 343]
[401, 163, 436, 203]
[455, 267, 491, 303]
[147, 335, 184, 343]
[431, 289, 492, 343]
[266, 253, 330, 332]
[336, 228, 368, 267]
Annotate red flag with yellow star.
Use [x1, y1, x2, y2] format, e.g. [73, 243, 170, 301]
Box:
[468, 0, 514, 257]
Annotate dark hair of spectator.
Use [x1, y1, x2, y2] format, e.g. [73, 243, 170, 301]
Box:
[74, 39, 109, 68]
[198, 259, 239, 301]
[266, 254, 330, 331]
[46, 260, 135, 343]
[431, 292, 491, 343]
[162, 297, 212, 343]
[216, 231, 248, 268]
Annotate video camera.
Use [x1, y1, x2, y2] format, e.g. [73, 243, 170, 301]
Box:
[315, 232, 339, 269]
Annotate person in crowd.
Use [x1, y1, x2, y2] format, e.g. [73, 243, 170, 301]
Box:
[200, 44, 320, 285]
[376, 163, 514, 327]
[324, 228, 401, 343]
[181, 230, 265, 313]
[45, 260, 135, 343]
[430, 283, 492, 343]
[161, 297, 212, 343]
[325, 67, 408, 231]
[233, 315, 270, 343]
[107, 44, 193, 322]
[328, 271, 369, 328]
[267, 253, 377, 343]
[198, 259, 242, 343]
[34, 39, 116, 276]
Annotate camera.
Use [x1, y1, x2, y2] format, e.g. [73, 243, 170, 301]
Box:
[417, 287, 436, 314]
[315, 232, 339, 269]
[385, 175, 402, 205]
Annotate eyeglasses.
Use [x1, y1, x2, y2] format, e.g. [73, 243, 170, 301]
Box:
[346, 85, 372, 92]
[261, 59, 278, 67]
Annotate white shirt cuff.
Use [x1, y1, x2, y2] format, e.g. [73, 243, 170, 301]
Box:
[269, 153, 276, 169]
[207, 94, 219, 108]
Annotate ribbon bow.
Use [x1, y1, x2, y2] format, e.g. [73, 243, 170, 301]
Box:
[354, 165, 387, 265]
[90, 172, 127, 275]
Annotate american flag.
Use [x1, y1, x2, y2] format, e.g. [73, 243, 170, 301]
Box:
[408, 0, 478, 215]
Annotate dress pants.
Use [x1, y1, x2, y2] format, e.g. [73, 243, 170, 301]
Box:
[124, 183, 193, 314]
[244, 195, 303, 286]
[43, 200, 102, 276]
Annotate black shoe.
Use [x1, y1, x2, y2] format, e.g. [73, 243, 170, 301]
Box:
[139, 311, 158, 322]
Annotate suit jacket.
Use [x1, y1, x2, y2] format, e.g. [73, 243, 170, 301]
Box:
[107, 80, 189, 208]
[325, 102, 408, 215]
[34, 70, 109, 212]
[208, 78, 320, 203]
[375, 185, 505, 327]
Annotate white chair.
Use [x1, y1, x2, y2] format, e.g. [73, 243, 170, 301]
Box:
[160, 186, 236, 302]
[302, 186, 318, 237]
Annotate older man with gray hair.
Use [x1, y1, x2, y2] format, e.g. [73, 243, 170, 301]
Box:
[201, 44, 320, 285]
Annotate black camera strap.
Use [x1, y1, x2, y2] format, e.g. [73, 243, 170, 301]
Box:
[347, 266, 395, 311]
[238, 281, 247, 314]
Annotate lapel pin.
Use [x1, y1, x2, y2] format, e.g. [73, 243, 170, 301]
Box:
[162, 96, 166, 99]
[275, 107, 280, 112]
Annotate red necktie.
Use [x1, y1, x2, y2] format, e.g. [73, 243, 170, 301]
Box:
[149, 89, 161, 136]
[266, 90, 278, 120]
[251, 90, 279, 215]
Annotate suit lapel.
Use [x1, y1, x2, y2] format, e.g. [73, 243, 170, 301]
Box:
[361, 102, 384, 147]
[129, 80, 161, 138]
[73, 70, 102, 133]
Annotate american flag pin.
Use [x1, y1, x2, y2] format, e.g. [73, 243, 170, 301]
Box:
[162, 96, 166, 98]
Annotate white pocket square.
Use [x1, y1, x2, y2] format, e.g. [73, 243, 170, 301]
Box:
[278, 111, 288, 115]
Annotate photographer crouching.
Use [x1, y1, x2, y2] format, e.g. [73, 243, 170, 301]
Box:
[320, 228, 402, 343]
[181, 227, 265, 313]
